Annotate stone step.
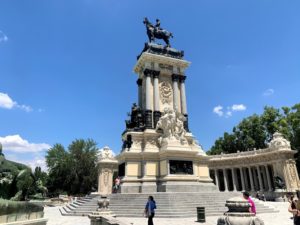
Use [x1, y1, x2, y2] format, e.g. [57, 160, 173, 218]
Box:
[60, 192, 278, 218]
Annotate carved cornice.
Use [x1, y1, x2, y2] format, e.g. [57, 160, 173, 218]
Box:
[134, 52, 190, 74]
[208, 149, 296, 168]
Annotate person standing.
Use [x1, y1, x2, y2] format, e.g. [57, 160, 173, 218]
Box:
[243, 192, 256, 215]
[145, 196, 156, 225]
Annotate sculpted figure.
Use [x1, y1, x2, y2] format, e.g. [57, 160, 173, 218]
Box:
[156, 108, 187, 146]
[143, 17, 173, 47]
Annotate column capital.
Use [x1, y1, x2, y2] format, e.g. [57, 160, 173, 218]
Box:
[144, 69, 160, 78]
[144, 68, 152, 77]
[172, 74, 180, 82]
[136, 78, 142, 86]
[152, 70, 160, 78]
[179, 75, 187, 83]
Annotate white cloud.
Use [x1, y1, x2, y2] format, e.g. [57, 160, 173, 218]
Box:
[0, 92, 32, 112]
[226, 111, 232, 117]
[213, 104, 246, 118]
[231, 104, 246, 111]
[0, 31, 8, 43]
[213, 105, 224, 117]
[0, 93, 15, 109]
[263, 88, 274, 96]
[0, 135, 51, 153]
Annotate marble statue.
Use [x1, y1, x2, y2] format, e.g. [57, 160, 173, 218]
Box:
[268, 132, 291, 150]
[156, 108, 188, 146]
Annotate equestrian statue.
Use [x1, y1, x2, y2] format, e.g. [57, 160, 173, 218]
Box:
[143, 18, 173, 47]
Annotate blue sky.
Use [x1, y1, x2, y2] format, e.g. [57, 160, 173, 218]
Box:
[0, 0, 299, 170]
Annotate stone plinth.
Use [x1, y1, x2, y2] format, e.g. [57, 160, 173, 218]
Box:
[217, 197, 264, 225]
[97, 147, 118, 196]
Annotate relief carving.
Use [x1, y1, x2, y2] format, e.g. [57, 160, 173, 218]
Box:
[159, 81, 172, 104]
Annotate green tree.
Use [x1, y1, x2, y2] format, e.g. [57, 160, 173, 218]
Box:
[45, 139, 98, 196]
[208, 103, 300, 176]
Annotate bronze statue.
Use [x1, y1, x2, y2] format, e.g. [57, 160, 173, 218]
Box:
[143, 17, 173, 47]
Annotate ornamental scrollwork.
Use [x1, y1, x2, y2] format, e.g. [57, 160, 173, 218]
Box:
[159, 81, 172, 104]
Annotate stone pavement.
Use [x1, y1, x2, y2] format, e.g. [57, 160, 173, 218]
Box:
[44, 202, 293, 225]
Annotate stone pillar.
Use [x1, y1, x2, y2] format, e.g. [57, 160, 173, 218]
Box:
[214, 169, 220, 191]
[231, 168, 237, 191]
[256, 165, 263, 191]
[252, 167, 259, 191]
[243, 169, 249, 191]
[172, 74, 180, 111]
[223, 169, 228, 192]
[240, 167, 245, 191]
[153, 71, 161, 128]
[261, 166, 268, 191]
[97, 147, 118, 195]
[248, 167, 255, 191]
[136, 78, 143, 108]
[265, 165, 272, 191]
[144, 69, 153, 129]
[179, 76, 189, 131]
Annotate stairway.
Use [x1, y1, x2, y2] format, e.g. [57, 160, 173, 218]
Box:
[59, 195, 99, 216]
[109, 192, 279, 218]
[60, 192, 279, 218]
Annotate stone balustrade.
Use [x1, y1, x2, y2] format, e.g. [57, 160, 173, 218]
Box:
[208, 132, 300, 197]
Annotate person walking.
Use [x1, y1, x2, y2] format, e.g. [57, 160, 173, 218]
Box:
[289, 200, 300, 225]
[289, 195, 298, 221]
[243, 192, 256, 215]
[145, 196, 156, 225]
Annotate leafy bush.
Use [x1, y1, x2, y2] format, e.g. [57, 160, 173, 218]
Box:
[0, 198, 43, 216]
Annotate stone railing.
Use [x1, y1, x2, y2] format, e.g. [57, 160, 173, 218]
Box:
[0, 200, 47, 225]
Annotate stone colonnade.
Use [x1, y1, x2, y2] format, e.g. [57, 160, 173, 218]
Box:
[208, 133, 300, 194]
[136, 67, 188, 129]
[212, 165, 274, 192]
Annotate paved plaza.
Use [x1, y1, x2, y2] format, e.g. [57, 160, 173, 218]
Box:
[45, 201, 293, 225]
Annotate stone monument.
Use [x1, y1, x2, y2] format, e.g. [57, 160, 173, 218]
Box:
[97, 146, 118, 196]
[116, 18, 214, 193]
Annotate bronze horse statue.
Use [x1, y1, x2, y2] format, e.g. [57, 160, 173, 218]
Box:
[143, 17, 173, 47]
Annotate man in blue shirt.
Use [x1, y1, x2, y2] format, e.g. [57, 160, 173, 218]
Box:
[145, 196, 156, 225]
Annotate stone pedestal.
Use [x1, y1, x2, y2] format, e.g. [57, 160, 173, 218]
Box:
[97, 147, 118, 195]
[217, 197, 264, 225]
[116, 43, 213, 193]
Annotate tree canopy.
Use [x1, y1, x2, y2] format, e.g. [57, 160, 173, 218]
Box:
[46, 139, 99, 196]
[207, 103, 300, 174]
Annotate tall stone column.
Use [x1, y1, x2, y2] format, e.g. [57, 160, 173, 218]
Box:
[248, 167, 255, 191]
[256, 165, 263, 191]
[136, 78, 143, 108]
[179, 76, 189, 131]
[261, 166, 268, 191]
[243, 169, 249, 191]
[231, 168, 237, 191]
[265, 165, 272, 191]
[144, 69, 153, 129]
[214, 169, 220, 191]
[223, 169, 228, 192]
[153, 71, 161, 128]
[240, 167, 245, 191]
[172, 74, 180, 111]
